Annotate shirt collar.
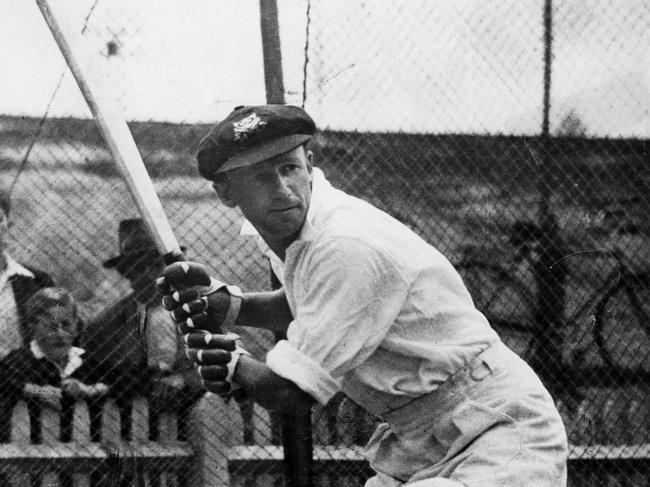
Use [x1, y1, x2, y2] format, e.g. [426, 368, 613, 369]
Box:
[30, 341, 86, 378]
[1, 253, 35, 283]
[296, 166, 331, 243]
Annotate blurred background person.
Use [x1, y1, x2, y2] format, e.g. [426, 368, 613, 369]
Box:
[82, 218, 203, 440]
[0, 287, 111, 443]
[0, 188, 55, 358]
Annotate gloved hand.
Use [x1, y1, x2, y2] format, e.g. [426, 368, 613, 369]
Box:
[184, 331, 250, 395]
[156, 261, 243, 334]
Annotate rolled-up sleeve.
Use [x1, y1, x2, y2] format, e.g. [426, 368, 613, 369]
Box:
[266, 340, 341, 405]
[266, 236, 410, 404]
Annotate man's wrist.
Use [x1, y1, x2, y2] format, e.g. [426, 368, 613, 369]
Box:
[225, 342, 251, 391]
[202, 278, 243, 329]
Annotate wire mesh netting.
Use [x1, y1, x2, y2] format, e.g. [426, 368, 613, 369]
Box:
[1, 0, 649, 485]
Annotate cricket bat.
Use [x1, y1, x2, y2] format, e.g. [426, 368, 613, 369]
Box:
[36, 0, 184, 263]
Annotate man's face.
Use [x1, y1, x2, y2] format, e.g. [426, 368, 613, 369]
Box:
[118, 252, 164, 300]
[219, 146, 313, 252]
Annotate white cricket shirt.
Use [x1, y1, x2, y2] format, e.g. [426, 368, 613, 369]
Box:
[249, 168, 499, 407]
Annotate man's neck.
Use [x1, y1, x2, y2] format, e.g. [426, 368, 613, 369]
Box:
[260, 231, 302, 262]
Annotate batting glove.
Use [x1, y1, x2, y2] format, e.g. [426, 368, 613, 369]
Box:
[184, 331, 250, 395]
[157, 261, 243, 334]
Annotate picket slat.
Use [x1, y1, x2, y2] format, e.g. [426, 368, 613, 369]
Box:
[1, 397, 195, 487]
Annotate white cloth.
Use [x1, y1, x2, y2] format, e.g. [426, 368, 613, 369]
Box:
[144, 303, 179, 371]
[0, 253, 34, 357]
[362, 341, 568, 486]
[30, 340, 85, 379]
[249, 168, 498, 406]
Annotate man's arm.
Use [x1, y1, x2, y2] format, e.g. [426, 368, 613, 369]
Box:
[158, 261, 293, 332]
[235, 355, 315, 413]
[237, 289, 293, 332]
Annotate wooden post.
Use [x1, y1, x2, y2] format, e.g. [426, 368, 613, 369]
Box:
[260, 2, 314, 485]
[259, 0, 286, 104]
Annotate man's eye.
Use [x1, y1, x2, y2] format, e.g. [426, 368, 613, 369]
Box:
[281, 164, 299, 173]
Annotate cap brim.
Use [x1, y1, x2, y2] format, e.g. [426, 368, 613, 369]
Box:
[218, 134, 312, 173]
[102, 246, 187, 269]
[102, 255, 123, 269]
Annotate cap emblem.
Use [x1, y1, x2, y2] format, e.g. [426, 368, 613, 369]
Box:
[232, 113, 267, 141]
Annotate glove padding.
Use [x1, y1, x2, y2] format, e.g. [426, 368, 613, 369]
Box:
[157, 261, 243, 334]
[184, 331, 250, 395]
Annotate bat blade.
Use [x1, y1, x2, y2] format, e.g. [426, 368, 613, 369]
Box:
[36, 0, 183, 260]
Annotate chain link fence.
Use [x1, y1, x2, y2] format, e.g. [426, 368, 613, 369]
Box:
[1, 0, 648, 485]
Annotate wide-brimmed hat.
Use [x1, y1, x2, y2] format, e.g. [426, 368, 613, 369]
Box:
[103, 218, 184, 269]
[196, 104, 316, 180]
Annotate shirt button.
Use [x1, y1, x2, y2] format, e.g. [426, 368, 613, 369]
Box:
[470, 361, 491, 381]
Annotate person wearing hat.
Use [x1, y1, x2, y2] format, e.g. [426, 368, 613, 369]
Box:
[158, 105, 568, 486]
[82, 218, 203, 440]
[0, 188, 55, 359]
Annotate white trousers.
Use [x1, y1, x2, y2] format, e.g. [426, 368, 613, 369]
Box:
[363, 341, 568, 487]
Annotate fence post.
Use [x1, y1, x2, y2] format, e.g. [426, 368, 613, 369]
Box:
[259, 0, 286, 105]
[529, 0, 568, 397]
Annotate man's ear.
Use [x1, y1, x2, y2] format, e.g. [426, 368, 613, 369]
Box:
[306, 150, 314, 182]
[212, 179, 238, 208]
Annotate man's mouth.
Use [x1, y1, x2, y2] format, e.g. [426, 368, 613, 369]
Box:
[270, 205, 298, 214]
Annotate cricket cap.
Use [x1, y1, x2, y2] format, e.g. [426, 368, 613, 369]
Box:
[196, 104, 316, 180]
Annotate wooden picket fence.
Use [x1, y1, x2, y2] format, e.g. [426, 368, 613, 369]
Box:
[1, 387, 650, 486]
[0, 397, 194, 487]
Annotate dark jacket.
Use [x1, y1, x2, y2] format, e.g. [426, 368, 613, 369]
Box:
[0, 346, 113, 403]
[0, 345, 116, 443]
[82, 293, 203, 406]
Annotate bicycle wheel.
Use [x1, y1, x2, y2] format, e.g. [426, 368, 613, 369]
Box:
[457, 261, 537, 357]
[594, 278, 650, 371]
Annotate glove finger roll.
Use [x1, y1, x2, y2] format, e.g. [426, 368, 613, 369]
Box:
[177, 313, 211, 335]
[161, 295, 181, 311]
[164, 262, 212, 289]
[186, 312, 209, 329]
[171, 307, 190, 322]
[155, 276, 172, 295]
[186, 348, 232, 365]
[183, 331, 237, 350]
[197, 364, 229, 380]
[181, 298, 208, 314]
[173, 288, 202, 304]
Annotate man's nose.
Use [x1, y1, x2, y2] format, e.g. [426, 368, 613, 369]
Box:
[269, 171, 292, 195]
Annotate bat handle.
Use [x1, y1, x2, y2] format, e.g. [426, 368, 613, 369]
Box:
[163, 249, 186, 265]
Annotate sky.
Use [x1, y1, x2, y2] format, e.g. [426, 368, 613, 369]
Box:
[0, 0, 648, 137]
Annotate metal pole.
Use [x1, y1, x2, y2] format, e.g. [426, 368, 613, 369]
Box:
[531, 0, 567, 396]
